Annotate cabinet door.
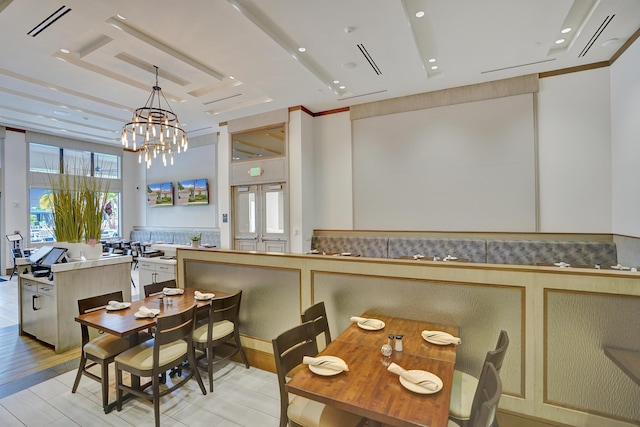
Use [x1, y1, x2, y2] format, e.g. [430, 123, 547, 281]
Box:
[138, 261, 155, 287]
[37, 285, 57, 346]
[21, 282, 38, 336]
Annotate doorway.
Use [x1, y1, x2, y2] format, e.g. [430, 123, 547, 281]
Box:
[233, 183, 287, 252]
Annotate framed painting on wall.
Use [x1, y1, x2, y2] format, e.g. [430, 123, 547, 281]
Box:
[147, 182, 174, 207]
[176, 178, 209, 205]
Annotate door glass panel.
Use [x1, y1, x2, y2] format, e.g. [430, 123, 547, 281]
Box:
[237, 192, 256, 233]
[264, 189, 284, 234]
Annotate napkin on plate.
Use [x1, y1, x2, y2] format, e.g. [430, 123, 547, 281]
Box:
[302, 356, 349, 372]
[107, 300, 128, 309]
[413, 254, 425, 260]
[611, 264, 630, 270]
[194, 290, 214, 299]
[349, 316, 384, 329]
[137, 306, 159, 318]
[443, 255, 458, 261]
[163, 287, 184, 295]
[387, 363, 438, 391]
[421, 330, 461, 345]
[554, 262, 571, 268]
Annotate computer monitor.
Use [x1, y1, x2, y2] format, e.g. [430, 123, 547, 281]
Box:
[39, 247, 67, 268]
[28, 246, 54, 265]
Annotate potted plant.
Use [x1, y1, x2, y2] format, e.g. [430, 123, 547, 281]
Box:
[190, 233, 202, 248]
[48, 171, 85, 259]
[82, 175, 111, 259]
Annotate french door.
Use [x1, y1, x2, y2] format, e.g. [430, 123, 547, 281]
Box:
[233, 183, 287, 253]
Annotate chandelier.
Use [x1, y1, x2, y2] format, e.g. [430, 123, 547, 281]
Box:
[121, 66, 188, 168]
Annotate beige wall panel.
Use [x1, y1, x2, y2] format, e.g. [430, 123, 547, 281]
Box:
[546, 290, 640, 423]
[313, 272, 523, 395]
[184, 260, 300, 340]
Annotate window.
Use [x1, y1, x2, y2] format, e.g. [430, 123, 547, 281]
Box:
[28, 143, 122, 243]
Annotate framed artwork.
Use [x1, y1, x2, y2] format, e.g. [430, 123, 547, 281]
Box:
[147, 182, 174, 207]
[177, 178, 209, 205]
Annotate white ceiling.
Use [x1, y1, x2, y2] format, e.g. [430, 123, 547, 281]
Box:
[0, 0, 639, 147]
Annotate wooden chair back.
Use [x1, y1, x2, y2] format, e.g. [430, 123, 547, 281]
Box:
[301, 301, 332, 347]
[272, 321, 318, 427]
[486, 330, 509, 372]
[469, 362, 502, 427]
[143, 279, 177, 297]
[78, 291, 124, 343]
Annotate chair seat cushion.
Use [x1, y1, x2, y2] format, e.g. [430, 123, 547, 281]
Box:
[84, 334, 130, 359]
[449, 369, 478, 420]
[193, 320, 234, 343]
[288, 394, 361, 427]
[115, 339, 187, 370]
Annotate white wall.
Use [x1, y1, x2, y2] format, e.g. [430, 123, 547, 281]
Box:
[611, 37, 640, 236]
[312, 111, 353, 230]
[144, 135, 218, 230]
[537, 67, 612, 233]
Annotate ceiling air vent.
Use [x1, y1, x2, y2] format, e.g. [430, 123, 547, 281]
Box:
[357, 43, 382, 75]
[579, 14, 614, 58]
[27, 5, 71, 37]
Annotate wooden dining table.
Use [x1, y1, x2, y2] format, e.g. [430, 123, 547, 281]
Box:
[286, 314, 459, 427]
[74, 286, 229, 405]
[75, 287, 230, 346]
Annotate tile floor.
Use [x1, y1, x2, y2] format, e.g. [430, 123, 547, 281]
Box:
[0, 360, 281, 426]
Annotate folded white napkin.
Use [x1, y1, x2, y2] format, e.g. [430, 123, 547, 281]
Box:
[107, 300, 128, 309]
[387, 363, 438, 391]
[308, 249, 319, 254]
[443, 255, 458, 261]
[350, 316, 384, 329]
[611, 264, 630, 270]
[194, 290, 214, 299]
[137, 306, 158, 318]
[421, 330, 461, 345]
[413, 254, 425, 259]
[163, 287, 184, 295]
[554, 262, 571, 268]
[341, 252, 351, 256]
[302, 356, 349, 372]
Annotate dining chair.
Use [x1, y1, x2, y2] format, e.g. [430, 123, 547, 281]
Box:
[272, 321, 363, 427]
[143, 279, 177, 297]
[193, 290, 250, 392]
[449, 330, 509, 427]
[448, 361, 503, 427]
[115, 305, 206, 427]
[71, 291, 133, 413]
[300, 301, 332, 349]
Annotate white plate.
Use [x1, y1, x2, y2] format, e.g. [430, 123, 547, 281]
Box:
[194, 293, 215, 300]
[399, 370, 443, 394]
[106, 302, 131, 311]
[423, 331, 458, 346]
[134, 308, 160, 319]
[357, 320, 385, 331]
[308, 356, 346, 376]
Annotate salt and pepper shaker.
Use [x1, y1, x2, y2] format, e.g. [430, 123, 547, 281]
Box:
[158, 296, 164, 308]
[395, 335, 404, 352]
[381, 334, 394, 357]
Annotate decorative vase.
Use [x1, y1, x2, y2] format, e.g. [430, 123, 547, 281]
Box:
[57, 242, 83, 260]
[191, 240, 200, 248]
[82, 242, 103, 260]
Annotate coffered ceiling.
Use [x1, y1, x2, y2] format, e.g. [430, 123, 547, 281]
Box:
[0, 0, 638, 147]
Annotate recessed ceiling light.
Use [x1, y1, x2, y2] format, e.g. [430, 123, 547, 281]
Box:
[298, 47, 306, 52]
[339, 85, 346, 90]
[428, 58, 436, 63]
[117, 14, 126, 20]
[333, 80, 340, 84]
[561, 27, 571, 34]
[602, 38, 620, 47]
[229, 75, 235, 80]
[555, 39, 565, 44]
[415, 11, 425, 18]
[430, 65, 438, 70]
[60, 48, 70, 54]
